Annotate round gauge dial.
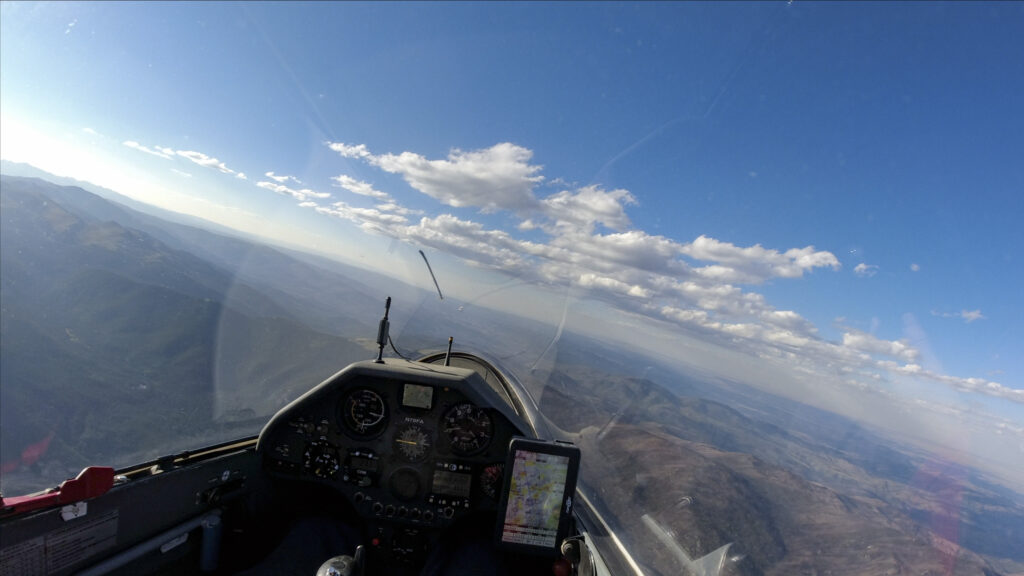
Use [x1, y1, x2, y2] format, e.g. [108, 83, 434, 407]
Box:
[394, 425, 432, 462]
[341, 388, 388, 437]
[389, 468, 422, 501]
[443, 403, 493, 455]
[479, 463, 504, 500]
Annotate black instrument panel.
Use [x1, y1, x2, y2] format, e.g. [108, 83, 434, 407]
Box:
[257, 360, 526, 529]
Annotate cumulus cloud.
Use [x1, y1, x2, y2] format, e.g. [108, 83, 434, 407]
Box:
[540, 185, 635, 232]
[312, 139, 1017, 405]
[658, 286, 826, 349]
[401, 214, 536, 271]
[576, 273, 651, 298]
[682, 235, 840, 284]
[327, 141, 543, 213]
[660, 305, 812, 351]
[910, 263, 921, 272]
[177, 150, 238, 175]
[841, 330, 920, 363]
[327, 142, 372, 159]
[265, 171, 301, 184]
[124, 141, 174, 160]
[316, 201, 407, 232]
[854, 263, 879, 277]
[932, 309, 986, 323]
[332, 175, 390, 200]
[317, 141, 840, 306]
[375, 202, 423, 216]
[551, 230, 686, 275]
[256, 180, 331, 202]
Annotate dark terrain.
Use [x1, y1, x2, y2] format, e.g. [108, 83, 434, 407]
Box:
[2, 172, 1022, 575]
[0, 175, 377, 491]
[536, 357, 1024, 575]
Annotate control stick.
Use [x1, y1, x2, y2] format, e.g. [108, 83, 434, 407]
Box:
[315, 555, 355, 576]
[316, 545, 365, 576]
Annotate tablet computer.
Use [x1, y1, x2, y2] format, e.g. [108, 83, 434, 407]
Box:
[494, 437, 581, 555]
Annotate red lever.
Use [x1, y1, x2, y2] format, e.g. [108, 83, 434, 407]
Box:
[1, 466, 115, 517]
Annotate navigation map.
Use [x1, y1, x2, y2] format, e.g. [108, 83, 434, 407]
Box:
[501, 449, 569, 547]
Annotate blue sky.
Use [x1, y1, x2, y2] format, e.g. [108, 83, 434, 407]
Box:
[2, 3, 1023, 477]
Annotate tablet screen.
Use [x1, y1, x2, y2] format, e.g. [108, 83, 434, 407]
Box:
[500, 449, 569, 547]
[495, 438, 580, 554]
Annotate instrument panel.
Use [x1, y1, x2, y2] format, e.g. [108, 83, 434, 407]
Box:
[257, 360, 527, 530]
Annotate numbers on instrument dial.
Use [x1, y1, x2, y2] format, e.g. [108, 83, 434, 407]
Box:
[443, 403, 493, 455]
[341, 388, 388, 437]
[394, 424, 432, 462]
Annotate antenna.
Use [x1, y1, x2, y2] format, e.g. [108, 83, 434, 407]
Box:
[444, 336, 453, 366]
[374, 297, 391, 364]
[419, 250, 444, 300]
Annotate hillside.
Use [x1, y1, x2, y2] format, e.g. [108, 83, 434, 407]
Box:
[537, 357, 1024, 575]
[1, 173, 1020, 575]
[0, 176, 372, 495]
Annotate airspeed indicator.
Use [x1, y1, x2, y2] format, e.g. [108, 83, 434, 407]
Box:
[342, 388, 388, 437]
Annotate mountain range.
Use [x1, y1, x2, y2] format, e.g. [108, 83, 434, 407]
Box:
[0, 174, 381, 493]
[1, 169, 1021, 575]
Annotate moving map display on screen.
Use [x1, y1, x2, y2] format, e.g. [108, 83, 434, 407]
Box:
[495, 438, 580, 554]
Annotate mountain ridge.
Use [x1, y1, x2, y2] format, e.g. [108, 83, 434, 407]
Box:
[0, 175, 375, 495]
[1, 171, 1021, 574]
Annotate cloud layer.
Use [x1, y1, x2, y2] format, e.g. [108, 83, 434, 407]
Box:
[154, 135, 1014, 408]
[319, 140, 1019, 406]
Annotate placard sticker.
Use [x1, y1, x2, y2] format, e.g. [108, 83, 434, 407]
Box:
[0, 536, 46, 576]
[45, 509, 119, 572]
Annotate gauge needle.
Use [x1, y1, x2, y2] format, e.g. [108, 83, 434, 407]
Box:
[396, 439, 418, 445]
